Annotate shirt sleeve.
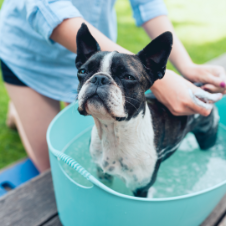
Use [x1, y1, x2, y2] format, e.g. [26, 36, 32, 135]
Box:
[129, 0, 168, 26]
[25, 0, 83, 43]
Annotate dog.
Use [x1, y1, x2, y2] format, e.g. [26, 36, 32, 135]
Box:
[75, 23, 222, 198]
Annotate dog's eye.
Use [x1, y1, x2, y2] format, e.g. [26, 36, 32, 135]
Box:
[78, 69, 87, 75]
[123, 74, 135, 80]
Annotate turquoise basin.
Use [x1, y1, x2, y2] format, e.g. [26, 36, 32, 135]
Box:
[47, 96, 226, 226]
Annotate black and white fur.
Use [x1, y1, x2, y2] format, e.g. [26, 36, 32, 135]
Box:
[75, 23, 222, 198]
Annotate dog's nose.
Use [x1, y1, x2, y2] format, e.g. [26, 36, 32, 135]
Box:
[90, 75, 110, 86]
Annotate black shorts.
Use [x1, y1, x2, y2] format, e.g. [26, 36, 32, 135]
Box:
[0, 60, 27, 86]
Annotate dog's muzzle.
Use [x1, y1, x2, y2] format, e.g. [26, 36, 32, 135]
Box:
[78, 72, 126, 118]
[78, 73, 113, 114]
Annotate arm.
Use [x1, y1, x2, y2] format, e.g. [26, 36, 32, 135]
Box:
[143, 15, 192, 74]
[51, 17, 131, 54]
[25, 0, 131, 54]
[142, 15, 226, 93]
[142, 15, 225, 115]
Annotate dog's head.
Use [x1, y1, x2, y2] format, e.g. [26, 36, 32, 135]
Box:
[76, 23, 172, 121]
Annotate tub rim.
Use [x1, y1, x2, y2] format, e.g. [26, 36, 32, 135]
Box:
[47, 101, 226, 202]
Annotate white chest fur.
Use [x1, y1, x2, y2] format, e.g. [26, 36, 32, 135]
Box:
[90, 104, 158, 191]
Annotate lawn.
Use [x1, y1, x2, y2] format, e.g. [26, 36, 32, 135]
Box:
[0, 0, 226, 169]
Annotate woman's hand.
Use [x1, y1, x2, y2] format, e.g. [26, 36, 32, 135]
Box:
[180, 63, 226, 94]
[151, 70, 222, 116]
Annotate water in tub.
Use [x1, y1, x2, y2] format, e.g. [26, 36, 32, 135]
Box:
[60, 124, 226, 198]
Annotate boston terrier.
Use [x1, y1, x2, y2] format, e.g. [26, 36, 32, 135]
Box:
[75, 23, 222, 198]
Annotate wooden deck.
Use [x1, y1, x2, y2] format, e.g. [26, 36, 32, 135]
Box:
[0, 54, 226, 226]
[0, 171, 62, 226]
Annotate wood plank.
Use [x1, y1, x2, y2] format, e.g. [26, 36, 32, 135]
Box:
[0, 170, 59, 226]
[200, 194, 226, 226]
[219, 215, 226, 226]
[42, 216, 62, 226]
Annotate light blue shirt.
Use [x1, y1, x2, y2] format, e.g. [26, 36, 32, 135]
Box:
[0, 0, 167, 102]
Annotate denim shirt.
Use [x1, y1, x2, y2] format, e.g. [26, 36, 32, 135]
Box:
[0, 0, 167, 102]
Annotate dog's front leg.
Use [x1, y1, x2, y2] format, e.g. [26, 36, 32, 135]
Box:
[133, 188, 148, 198]
[133, 160, 161, 198]
[96, 165, 114, 184]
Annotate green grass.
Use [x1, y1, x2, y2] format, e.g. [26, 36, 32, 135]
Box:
[0, 0, 226, 169]
[0, 75, 26, 169]
[115, 0, 226, 70]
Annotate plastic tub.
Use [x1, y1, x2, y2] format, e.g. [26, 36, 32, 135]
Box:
[47, 96, 226, 226]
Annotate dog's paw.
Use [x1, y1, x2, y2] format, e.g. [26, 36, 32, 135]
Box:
[96, 166, 113, 184]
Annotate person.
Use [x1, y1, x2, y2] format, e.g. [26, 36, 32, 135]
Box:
[0, 0, 225, 173]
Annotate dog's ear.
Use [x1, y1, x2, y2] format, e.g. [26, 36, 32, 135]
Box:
[137, 31, 172, 89]
[76, 23, 100, 69]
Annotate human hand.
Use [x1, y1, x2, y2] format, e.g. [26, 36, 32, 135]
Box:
[180, 63, 226, 94]
[151, 70, 222, 116]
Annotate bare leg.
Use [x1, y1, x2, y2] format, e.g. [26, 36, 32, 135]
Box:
[4, 83, 61, 172]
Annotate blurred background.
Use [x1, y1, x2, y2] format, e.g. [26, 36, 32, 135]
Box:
[0, 0, 226, 170]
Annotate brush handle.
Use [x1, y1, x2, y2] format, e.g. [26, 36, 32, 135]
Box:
[51, 149, 92, 181]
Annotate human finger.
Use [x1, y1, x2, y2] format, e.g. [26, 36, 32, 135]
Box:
[188, 103, 211, 116]
[187, 95, 211, 116]
[167, 93, 211, 117]
[200, 72, 225, 88]
[202, 84, 225, 93]
[169, 104, 196, 116]
[208, 66, 226, 86]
